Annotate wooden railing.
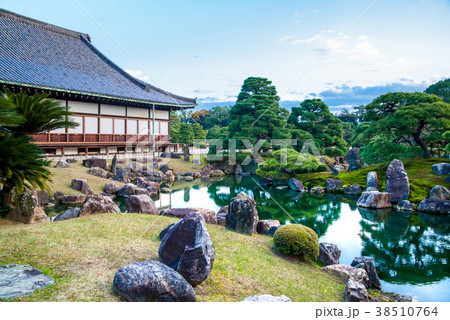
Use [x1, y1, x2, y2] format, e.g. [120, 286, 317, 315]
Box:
[31, 133, 169, 144]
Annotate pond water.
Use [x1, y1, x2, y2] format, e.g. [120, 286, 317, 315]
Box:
[167, 176, 450, 302]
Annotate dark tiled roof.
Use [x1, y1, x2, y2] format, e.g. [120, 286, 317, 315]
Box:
[0, 9, 196, 107]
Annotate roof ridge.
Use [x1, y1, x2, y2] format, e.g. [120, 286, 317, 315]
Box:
[0, 8, 90, 41]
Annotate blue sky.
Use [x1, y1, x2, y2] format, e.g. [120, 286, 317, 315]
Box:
[1, 0, 449, 111]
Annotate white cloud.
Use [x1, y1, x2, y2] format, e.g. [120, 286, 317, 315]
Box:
[125, 69, 151, 82]
[279, 34, 295, 42]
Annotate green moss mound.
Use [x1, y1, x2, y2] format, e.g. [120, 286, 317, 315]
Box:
[273, 224, 319, 261]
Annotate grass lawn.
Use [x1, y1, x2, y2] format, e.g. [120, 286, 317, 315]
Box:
[0, 213, 344, 302]
[294, 158, 450, 204]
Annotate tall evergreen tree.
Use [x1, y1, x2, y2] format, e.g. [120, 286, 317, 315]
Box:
[179, 123, 194, 145]
[169, 111, 181, 143]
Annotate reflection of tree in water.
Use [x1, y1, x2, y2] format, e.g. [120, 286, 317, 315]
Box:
[206, 177, 342, 237]
[358, 208, 450, 285]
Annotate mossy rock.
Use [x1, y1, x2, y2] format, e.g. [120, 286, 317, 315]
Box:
[273, 224, 319, 261]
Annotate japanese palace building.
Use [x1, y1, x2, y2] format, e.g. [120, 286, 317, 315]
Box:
[0, 9, 196, 156]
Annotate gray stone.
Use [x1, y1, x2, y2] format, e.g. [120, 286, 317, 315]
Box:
[216, 205, 229, 226]
[183, 145, 190, 162]
[162, 170, 175, 182]
[117, 183, 137, 198]
[54, 160, 70, 168]
[53, 207, 80, 222]
[396, 200, 414, 212]
[266, 226, 279, 237]
[104, 182, 120, 194]
[345, 280, 369, 302]
[243, 294, 292, 302]
[192, 158, 201, 165]
[0, 264, 54, 300]
[345, 148, 362, 171]
[88, 166, 108, 178]
[126, 195, 158, 215]
[289, 178, 305, 192]
[366, 171, 378, 190]
[159, 223, 175, 240]
[310, 187, 325, 195]
[432, 163, 450, 175]
[385, 159, 410, 203]
[36, 190, 49, 205]
[429, 185, 450, 200]
[326, 179, 343, 192]
[201, 164, 213, 177]
[135, 177, 160, 193]
[159, 212, 215, 286]
[113, 167, 133, 183]
[357, 191, 392, 209]
[256, 219, 281, 235]
[71, 179, 94, 195]
[160, 187, 171, 193]
[226, 192, 259, 235]
[159, 164, 171, 174]
[322, 264, 369, 286]
[160, 207, 217, 224]
[344, 184, 362, 195]
[223, 160, 235, 175]
[134, 188, 150, 196]
[113, 261, 196, 302]
[318, 242, 341, 266]
[234, 164, 243, 175]
[110, 155, 118, 174]
[417, 199, 450, 214]
[61, 194, 86, 205]
[66, 159, 78, 163]
[82, 158, 107, 169]
[351, 256, 381, 290]
[79, 194, 120, 215]
[5, 188, 48, 224]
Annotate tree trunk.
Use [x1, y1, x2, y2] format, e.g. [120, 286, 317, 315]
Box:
[412, 120, 431, 158]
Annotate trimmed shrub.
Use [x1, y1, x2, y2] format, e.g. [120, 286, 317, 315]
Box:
[273, 224, 319, 261]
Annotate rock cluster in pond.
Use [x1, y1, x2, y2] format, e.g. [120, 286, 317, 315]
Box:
[344, 184, 362, 195]
[79, 194, 120, 215]
[310, 187, 325, 195]
[432, 163, 450, 175]
[289, 178, 305, 192]
[113, 167, 133, 183]
[417, 199, 450, 214]
[326, 179, 343, 192]
[160, 207, 217, 224]
[243, 294, 292, 302]
[345, 280, 368, 302]
[53, 207, 80, 222]
[318, 242, 341, 266]
[126, 195, 158, 214]
[0, 264, 54, 300]
[216, 205, 229, 226]
[226, 192, 259, 235]
[344, 148, 362, 171]
[71, 179, 94, 195]
[366, 171, 378, 191]
[322, 264, 369, 286]
[385, 159, 410, 203]
[351, 256, 381, 290]
[357, 191, 392, 209]
[159, 212, 215, 286]
[54, 160, 70, 168]
[429, 185, 450, 200]
[396, 200, 414, 212]
[82, 158, 107, 169]
[113, 261, 196, 302]
[256, 219, 281, 235]
[5, 187, 48, 224]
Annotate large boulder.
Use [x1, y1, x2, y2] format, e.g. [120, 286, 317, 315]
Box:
[243, 294, 292, 302]
[223, 160, 235, 175]
[104, 182, 121, 194]
[385, 159, 410, 203]
[110, 155, 118, 174]
[417, 199, 450, 214]
[113, 167, 134, 183]
[351, 256, 381, 290]
[159, 223, 176, 240]
[159, 212, 215, 286]
[53, 207, 80, 222]
[234, 164, 243, 175]
[396, 200, 415, 212]
[201, 164, 213, 177]
[61, 194, 86, 204]
[160, 207, 217, 224]
[289, 178, 305, 192]
[88, 167, 108, 179]
[126, 195, 158, 215]
[0, 264, 54, 300]
[216, 205, 229, 226]
[429, 185, 450, 200]
[357, 191, 392, 209]
[344, 184, 362, 195]
[432, 163, 450, 175]
[36, 190, 50, 205]
[113, 261, 196, 302]
[135, 177, 160, 193]
[322, 264, 369, 286]
[256, 219, 281, 235]
[117, 183, 137, 198]
[5, 188, 48, 224]
[366, 171, 378, 191]
[318, 242, 341, 266]
[71, 179, 94, 195]
[79, 194, 120, 215]
[326, 179, 343, 192]
[344, 148, 362, 171]
[226, 192, 259, 235]
[54, 160, 70, 168]
[159, 163, 171, 174]
[345, 280, 369, 302]
[266, 226, 279, 237]
[82, 158, 107, 169]
[162, 170, 175, 182]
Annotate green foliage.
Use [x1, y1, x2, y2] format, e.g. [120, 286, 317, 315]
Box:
[273, 224, 319, 262]
[360, 138, 422, 164]
[193, 122, 206, 147]
[179, 123, 194, 145]
[424, 78, 450, 103]
[169, 111, 181, 143]
[288, 99, 348, 157]
[228, 77, 291, 150]
[203, 106, 230, 129]
[336, 108, 358, 127]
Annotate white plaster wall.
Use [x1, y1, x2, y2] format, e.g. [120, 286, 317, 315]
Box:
[68, 101, 98, 114]
[127, 107, 149, 118]
[101, 104, 126, 116]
